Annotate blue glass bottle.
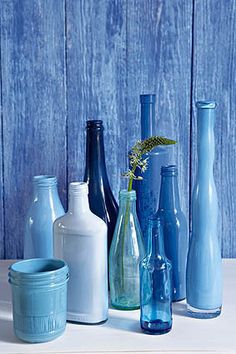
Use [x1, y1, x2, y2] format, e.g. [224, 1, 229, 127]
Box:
[134, 94, 169, 248]
[186, 101, 222, 318]
[156, 165, 188, 301]
[84, 120, 118, 252]
[24, 175, 65, 259]
[109, 190, 145, 310]
[140, 217, 172, 334]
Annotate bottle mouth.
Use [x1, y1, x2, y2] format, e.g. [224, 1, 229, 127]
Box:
[140, 94, 156, 104]
[196, 100, 216, 109]
[119, 189, 136, 201]
[148, 216, 161, 228]
[86, 120, 104, 130]
[161, 165, 178, 176]
[69, 182, 88, 195]
[33, 175, 57, 188]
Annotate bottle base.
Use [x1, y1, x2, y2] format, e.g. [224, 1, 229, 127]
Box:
[187, 304, 222, 319]
[141, 320, 172, 335]
[111, 303, 140, 311]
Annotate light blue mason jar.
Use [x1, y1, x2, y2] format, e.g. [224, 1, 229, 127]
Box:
[24, 175, 65, 259]
[9, 258, 69, 343]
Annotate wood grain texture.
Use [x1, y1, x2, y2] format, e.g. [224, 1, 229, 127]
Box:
[192, 0, 236, 257]
[0, 0, 67, 258]
[126, 0, 193, 230]
[66, 0, 127, 198]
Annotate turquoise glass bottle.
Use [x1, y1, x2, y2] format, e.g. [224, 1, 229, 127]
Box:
[109, 190, 145, 310]
[140, 217, 172, 334]
[156, 165, 188, 301]
[186, 101, 222, 318]
[24, 175, 64, 259]
[134, 94, 169, 248]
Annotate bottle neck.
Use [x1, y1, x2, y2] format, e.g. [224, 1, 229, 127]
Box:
[197, 106, 215, 176]
[147, 219, 165, 257]
[68, 192, 90, 215]
[159, 175, 180, 211]
[84, 126, 109, 182]
[140, 95, 156, 139]
[33, 176, 59, 201]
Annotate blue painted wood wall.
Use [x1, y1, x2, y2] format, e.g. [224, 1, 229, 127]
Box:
[0, 0, 235, 259]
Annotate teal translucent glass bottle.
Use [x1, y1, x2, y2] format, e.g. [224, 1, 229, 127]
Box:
[109, 190, 145, 310]
[140, 217, 172, 334]
[186, 101, 222, 318]
[134, 94, 169, 248]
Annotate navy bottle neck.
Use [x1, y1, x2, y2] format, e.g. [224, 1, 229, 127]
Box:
[159, 166, 180, 211]
[140, 94, 156, 140]
[147, 218, 165, 257]
[84, 120, 109, 183]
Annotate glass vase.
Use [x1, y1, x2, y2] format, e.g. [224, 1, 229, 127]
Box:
[109, 190, 145, 310]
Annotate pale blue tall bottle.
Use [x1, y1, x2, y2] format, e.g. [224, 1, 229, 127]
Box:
[24, 175, 65, 259]
[186, 101, 222, 318]
[134, 94, 169, 248]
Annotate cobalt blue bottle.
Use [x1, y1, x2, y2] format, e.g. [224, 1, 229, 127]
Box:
[84, 120, 118, 252]
[140, 217, 172, 335]
[134, 95, 169, 248]
[186, 101, 222, 318]
[156, 165, 188, 301]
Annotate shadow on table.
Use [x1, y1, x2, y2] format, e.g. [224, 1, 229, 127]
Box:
[172, 302, 189, 317]
[104, 313, 142, 334]
[0, 318, 21, 344]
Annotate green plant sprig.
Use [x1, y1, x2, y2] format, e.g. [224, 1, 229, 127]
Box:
[123, 136, 176, 191]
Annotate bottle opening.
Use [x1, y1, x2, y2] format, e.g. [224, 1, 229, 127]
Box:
[140, 94, 156, 104]
[86, 120, 104, 129]
[161, 165, 178, 176]
[69, 181, 88, 195]
[33, 175, 57, 188]
[119, 189, 136, 201]
[196, 100, 216, 109]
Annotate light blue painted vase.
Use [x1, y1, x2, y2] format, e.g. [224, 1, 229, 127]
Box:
[186, 101, 222, 318]
[24, 175, 65, 259]
[134, 94, 169, 249]
[9, 258, 69, 343]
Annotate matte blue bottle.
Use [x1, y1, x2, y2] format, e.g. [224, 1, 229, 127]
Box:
[84, 120, 118, 252]
[140, 217, 172, 335]
[186, 101, 222, 318]
[134, 95, 169, 249]
[24, 176, 65, 259]
[156, 165, 188, 301]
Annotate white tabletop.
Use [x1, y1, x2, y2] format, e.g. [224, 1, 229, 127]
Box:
[0, 259, 235, 354]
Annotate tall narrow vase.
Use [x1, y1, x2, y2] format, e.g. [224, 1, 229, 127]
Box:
[186, 101, 222, 318]
[84, 120, 118, 252]
[134, 94, 169, 248]
[156, 165, 188, 301]
[24, 175, 64, 259]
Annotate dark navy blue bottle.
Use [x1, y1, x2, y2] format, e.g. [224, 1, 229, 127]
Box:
[84, 120, 118, 252]
[134, 94, 169, 249]
[156, 165, 188, 301]
[140, 217, 172, 335]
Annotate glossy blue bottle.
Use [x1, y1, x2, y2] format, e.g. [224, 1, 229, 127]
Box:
[24, 176, 65, 259]
[140, 217, 172, 335]
[134, 95, 169, 248]
[186, 101, 222, 318]
[84, 120, 118, 252]
[156, 165, 188, 301]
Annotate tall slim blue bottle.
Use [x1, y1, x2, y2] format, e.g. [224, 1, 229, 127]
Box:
[156, 165, 188, 301]
[134, 95, 169, 248]
[140, 217, 172, 335]
[186, 101, 222, 318]
[84, 120, 118, 252]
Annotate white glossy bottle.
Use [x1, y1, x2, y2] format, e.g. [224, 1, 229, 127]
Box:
[53, 182, 108, 324]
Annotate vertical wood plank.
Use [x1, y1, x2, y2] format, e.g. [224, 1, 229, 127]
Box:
[192, 0, 236, 257]
[126, 0, 193, 229]
[66, 0, 127, 199]
[1, 0, 67, 258]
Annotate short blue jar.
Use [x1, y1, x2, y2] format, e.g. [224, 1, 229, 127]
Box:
[9, 258, 69, 343]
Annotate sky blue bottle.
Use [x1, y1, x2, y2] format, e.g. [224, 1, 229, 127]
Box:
[24, 176, 65, 259]
[134, 95, 169, 248]
[186, 101, 222, 318]
[156, 165, 188, 301]
[84, 120, 118, 252]
[140, 217, 172, 334]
